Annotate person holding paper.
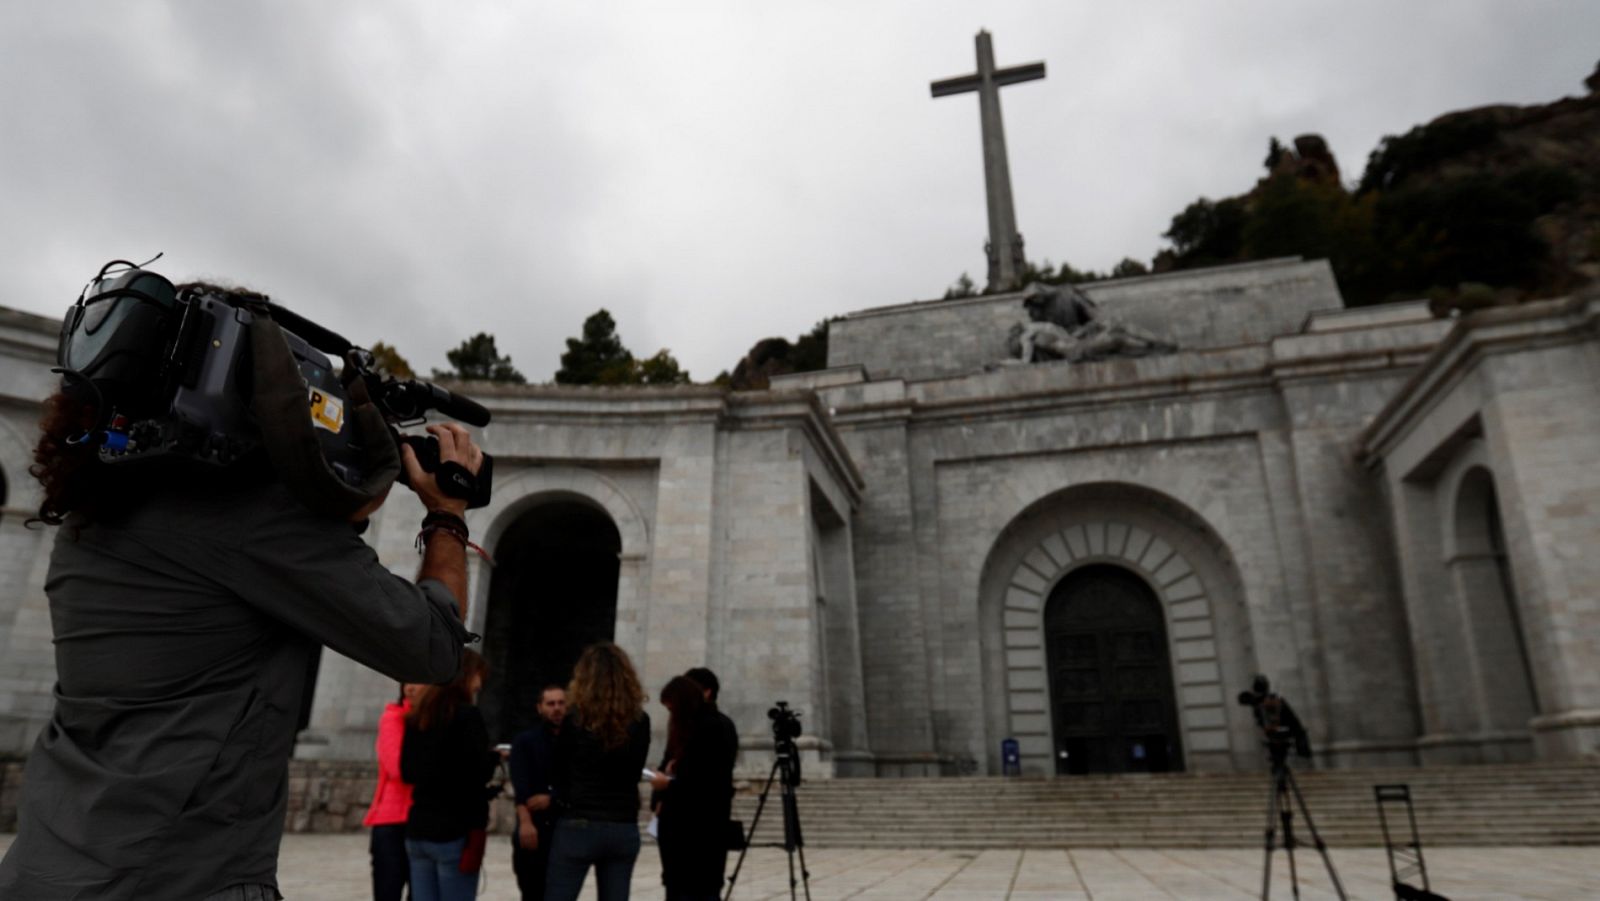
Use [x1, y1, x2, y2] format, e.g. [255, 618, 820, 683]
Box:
[650, 676, 738, 901]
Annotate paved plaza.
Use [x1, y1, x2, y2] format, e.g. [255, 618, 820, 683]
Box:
[5, 834, 1597, 899]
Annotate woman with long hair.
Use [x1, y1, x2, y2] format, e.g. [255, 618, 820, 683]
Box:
[651, 676, 738, 901]
[545, 642, 651, 901]
[401, 651, 496, 901]
[365, 682, 426, 901]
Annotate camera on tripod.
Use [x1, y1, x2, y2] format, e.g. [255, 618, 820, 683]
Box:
[768, 701, 802, 744]
[1237, 674, 1346, 899]
[1236, 674, 1311, 763]
[728, 701, 812, 900]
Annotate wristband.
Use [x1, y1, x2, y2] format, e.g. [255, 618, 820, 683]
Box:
[415, 513, 493, 564]
[422, 510, 469, 536]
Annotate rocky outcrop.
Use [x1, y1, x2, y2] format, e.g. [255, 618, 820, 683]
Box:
[1267, 133, 1342, 186]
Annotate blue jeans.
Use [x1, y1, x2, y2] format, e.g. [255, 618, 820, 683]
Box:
[544, 819, 641, 901]
[405, 837, 478, 901]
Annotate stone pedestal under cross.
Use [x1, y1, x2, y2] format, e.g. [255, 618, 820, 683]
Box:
[932, 31, 1045, 292]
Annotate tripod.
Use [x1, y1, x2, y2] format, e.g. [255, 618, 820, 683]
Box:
[724, 742, 811, 901]
[1261, 737, 1346, 901]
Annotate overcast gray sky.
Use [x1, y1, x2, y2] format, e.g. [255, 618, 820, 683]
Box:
[2, 2, 1595, 382]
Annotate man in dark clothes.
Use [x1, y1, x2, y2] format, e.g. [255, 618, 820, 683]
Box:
[0, 272, 487, 900]
[684, 666, 740, 769]
[509, 684, 568, 900]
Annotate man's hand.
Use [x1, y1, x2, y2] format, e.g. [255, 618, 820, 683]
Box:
[516, 806, 539, 851]
[408, 423, 485, 622]
[400, 423, 485, 517]
[526, 794, 552, 813]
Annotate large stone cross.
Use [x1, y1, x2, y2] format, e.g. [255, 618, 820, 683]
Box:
[931, 31, 1045, 292]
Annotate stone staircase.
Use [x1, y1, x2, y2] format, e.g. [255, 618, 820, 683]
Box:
[730, 762, 1600, 848]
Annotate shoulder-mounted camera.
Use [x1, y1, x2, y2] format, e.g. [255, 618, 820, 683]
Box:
[57, 259, 495, 518]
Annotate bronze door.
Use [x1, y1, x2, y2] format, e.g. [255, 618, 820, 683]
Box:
[1045, 564, 1183, 774]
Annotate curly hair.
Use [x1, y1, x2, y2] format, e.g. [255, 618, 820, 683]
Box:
[30, 390, 109, 527]
[568, 642, 646, 750]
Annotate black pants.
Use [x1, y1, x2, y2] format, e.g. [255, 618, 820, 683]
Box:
[370, 823, 410, 901]
[511, 827, 552, 901]
[658, 816, 729, 900]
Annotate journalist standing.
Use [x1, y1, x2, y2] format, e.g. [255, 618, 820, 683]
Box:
[544, 642, 651, 901]
[402, 650, 495, 901]
[365, 682, 426, 901]
[0, 273, 485, 901]
[508, 684, 568, 901]
[651, 676, 739, 901]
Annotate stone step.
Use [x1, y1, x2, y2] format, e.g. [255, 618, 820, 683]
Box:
[722, 763, 1600, 848]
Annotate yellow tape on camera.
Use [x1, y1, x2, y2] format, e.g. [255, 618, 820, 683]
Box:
[309, 388, 345, 433]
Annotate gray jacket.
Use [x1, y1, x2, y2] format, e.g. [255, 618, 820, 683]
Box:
[0, 478, 470, 899]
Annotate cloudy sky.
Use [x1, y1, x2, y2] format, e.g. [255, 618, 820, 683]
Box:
[3, 3, 1595, 382]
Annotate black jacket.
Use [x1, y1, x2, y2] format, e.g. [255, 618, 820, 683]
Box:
[402, 704, 497, 841]
[657, 707, 738, 893]
[509, 720, 559, 833]
[553, 711, 651, 822]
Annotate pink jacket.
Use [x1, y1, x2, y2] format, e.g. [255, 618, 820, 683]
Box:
[363, 701, 414, 827]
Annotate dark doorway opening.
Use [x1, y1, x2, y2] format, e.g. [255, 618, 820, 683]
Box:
[1045, 564, 1184, 775]
[479, 499, 621, 742]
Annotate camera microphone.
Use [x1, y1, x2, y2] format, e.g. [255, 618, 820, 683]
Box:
[421, 382, 491, 428]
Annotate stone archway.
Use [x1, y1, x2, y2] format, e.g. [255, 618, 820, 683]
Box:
[478, 499, 622, 742]
[1441, 459, 1538, 758]
[467, 466, 650, 648]
[467, 466, 652, 742]
[980, 483, 1255, 775]
[0, 414, 40, 511]
[1045, 563, 1184, 774]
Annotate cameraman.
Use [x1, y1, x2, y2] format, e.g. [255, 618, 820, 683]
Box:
[1240, 674, 1313, 761]
[0, 303, 486, 900]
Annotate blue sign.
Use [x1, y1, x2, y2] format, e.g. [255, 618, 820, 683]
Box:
[1001, 737, 1021, 776]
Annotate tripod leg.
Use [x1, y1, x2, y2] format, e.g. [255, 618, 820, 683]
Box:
[1262, 770, 1282, 901]
[794, 841, 813, 901]
[780, 763, 812, 901]
[1285, 768, 1348, 901]
[1280, 788, 1300, 901]
[723, 762, 782, 901]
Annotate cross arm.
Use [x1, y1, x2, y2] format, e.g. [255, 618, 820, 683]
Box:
[994, 62, 1045, 88]
[930, 61, 1046, 98]
[930, 73, 980, 98]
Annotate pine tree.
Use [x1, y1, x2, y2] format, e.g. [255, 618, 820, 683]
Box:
[432, 333, 526, 383]
[555, 309, 635, 385]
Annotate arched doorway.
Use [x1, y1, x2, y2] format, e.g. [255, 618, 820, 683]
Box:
[1045, 564, 1184, 774]
[1451, 467, 1539, 732]
[479, 499, 621, 742]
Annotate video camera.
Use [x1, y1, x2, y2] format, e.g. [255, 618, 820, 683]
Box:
[56, 259, 494, 515]
[767, 701, 803, 786]
[768, 700, 802, 744]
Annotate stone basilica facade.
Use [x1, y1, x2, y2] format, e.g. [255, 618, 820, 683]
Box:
[1, 256, 1598, 778]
